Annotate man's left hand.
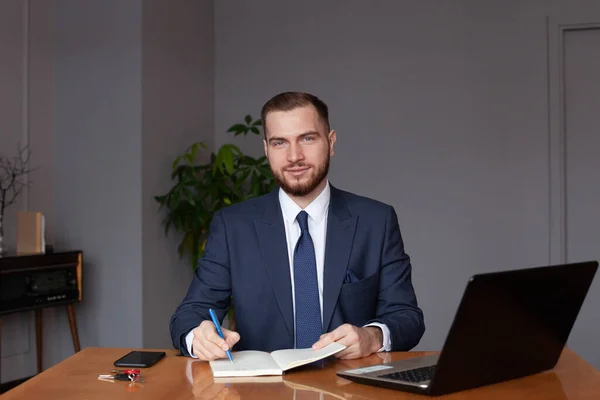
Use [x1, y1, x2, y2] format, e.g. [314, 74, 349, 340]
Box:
[312, 324, 383, 359]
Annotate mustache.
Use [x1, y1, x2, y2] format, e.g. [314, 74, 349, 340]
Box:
[284, 162, 311, 169]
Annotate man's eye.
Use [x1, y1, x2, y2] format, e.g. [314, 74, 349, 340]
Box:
[271, 141, 284, 147]
[302, 136, 314, 142]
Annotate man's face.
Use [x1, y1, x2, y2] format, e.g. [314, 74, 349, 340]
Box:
[263, 105, 336, 197]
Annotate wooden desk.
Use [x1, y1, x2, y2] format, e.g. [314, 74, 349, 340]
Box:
[2, 347, 599, 399]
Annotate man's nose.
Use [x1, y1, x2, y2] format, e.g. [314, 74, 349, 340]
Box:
[287, 143, 304, 163]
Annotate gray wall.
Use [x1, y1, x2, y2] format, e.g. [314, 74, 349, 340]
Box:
[0, 0, 32, 382]
[0, 0, 26, 241]
[214, 0, 600, 366]
[54, 0, 144, 350]
[0, 0, 214, 382]
[141, 0, 214, 348]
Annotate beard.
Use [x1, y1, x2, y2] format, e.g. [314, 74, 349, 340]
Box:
[271, 154, 330, 197]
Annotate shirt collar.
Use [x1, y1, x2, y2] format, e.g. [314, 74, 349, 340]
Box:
[279, 180, 330, 226]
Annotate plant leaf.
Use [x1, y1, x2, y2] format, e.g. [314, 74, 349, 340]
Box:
[190, 143, 199, 162]
[227, 124, 246, 134]
[227, 144, 243, 157]
[222, 148, 234, 175]
[172, 156, 181, 172]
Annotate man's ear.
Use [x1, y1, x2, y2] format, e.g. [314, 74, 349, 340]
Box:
[263, 139, 268, 157]
[328, 130, 337, 156]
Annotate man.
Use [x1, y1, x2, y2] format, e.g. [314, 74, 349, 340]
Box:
[170, 92, 425, 361]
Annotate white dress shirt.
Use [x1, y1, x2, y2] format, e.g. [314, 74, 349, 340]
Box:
[186, 180, 390, 356]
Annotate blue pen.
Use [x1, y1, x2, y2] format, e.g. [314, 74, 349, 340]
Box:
[209, 309, 233, 363]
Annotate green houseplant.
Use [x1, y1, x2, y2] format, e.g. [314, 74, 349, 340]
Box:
[155, 115, 276, 271]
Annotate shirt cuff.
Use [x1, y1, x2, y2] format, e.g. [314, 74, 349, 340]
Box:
[364, 322, 392, 352]
[185, 330, 198, 358]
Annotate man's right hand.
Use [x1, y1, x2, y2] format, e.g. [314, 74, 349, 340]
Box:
[191, 320, 240, 361]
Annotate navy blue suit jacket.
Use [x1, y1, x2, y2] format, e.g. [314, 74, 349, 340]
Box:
[170, 185, 425, 354]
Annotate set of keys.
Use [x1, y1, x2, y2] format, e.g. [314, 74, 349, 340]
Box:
[98, 368, 145, 383]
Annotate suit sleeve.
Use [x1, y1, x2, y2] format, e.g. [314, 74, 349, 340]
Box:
[368, 206, 425, 350]
[169, 210, 231, 355]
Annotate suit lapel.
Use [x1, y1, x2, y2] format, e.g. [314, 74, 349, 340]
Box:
[254, 190, 294, 338]
[322, 186, 358, 331]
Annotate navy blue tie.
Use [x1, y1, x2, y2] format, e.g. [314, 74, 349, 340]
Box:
[293, 210, 322, 348]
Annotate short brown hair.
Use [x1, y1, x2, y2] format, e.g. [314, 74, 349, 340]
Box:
[261, 92, 330, 137]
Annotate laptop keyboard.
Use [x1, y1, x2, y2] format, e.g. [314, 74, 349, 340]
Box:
[379, 365, 436, 383]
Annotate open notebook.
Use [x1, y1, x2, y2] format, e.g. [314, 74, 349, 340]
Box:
[209, 342, 346, 377]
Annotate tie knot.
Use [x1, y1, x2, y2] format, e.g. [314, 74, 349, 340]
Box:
[296, 210, 309, 232]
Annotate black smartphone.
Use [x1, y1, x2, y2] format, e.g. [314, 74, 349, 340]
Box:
[113, 351, 166, 368]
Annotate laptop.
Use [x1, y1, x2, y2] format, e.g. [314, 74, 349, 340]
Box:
[337, 260, 598, 396]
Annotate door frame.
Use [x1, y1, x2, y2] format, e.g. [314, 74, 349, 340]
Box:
[546, 15, 600, 264]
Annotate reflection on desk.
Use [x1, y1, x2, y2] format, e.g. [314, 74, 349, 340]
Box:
[1, 347, 598, 399]
[187, 358, 371, 400]
[185, 350, 582, 400]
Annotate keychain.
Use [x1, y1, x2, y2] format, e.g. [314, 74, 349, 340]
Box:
[98, 373, 144, 383]
[110, 369, 141, 375]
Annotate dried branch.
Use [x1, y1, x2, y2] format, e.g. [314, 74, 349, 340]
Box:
[0, 144, 36, 217]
